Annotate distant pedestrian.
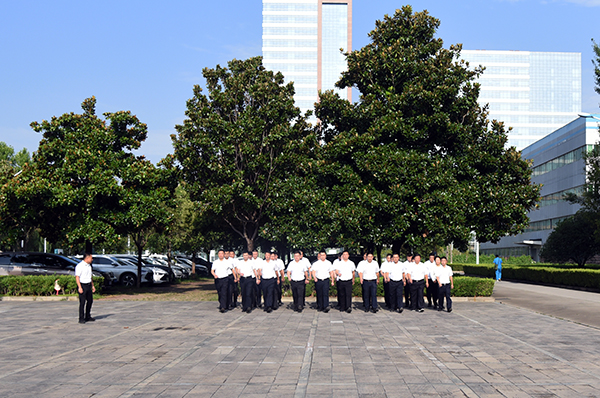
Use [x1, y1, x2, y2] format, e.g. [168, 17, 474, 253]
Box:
[493, 254, 503, 281]
[437, 257, 453, 312]
[75, 253, 96, 324]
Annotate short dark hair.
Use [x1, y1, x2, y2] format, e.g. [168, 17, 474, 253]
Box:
[83, 253, 93, 260]
[246, 250, 252, 256]
[217, 249, 224, 253]
[413, 254, 421, 258]
[342, 250, 349, 255]
[435, 256, 440, 261]
[293, 250, 301, 255]
[441, 256, 447, 261]
[319, 250, 327, 255]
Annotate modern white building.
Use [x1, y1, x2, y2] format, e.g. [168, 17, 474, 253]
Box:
[262, 0, 352, 119]
[461, 50, 581, 150]
[480, 114, 600, 261]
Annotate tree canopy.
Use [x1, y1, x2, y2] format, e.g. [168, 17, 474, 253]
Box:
[312, 6, 540, 254]
[171, 57, 315, 251]
[0, 97, 174, 261]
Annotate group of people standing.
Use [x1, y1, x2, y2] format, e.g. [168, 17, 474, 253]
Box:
[211, 249, 454, 314]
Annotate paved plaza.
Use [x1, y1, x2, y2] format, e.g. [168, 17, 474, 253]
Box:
[1, 286, 600, 397]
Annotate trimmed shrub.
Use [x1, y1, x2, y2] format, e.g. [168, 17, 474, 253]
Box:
[0, 275, 104, 296]
[281, 275, 493, 297]
[463, 264, 600, 289]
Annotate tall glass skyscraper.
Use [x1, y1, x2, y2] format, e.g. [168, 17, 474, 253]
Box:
[461, 50, 581, 150]
[262, 0, 352, 118]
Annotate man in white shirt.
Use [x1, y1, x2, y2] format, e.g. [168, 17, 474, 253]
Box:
[429, 255, 442, 309]
[311, 251, 335, 312]
[211, 249, 233, 313]
[334, 251, 355, 313]
[383, 253, 405, 313]
[235, 251, 255, 313]
[423, 253, 436, 308]
[287, 251, 310, 312]
[75, 253, 95, 324]
[356, 253, 380, 313]
[406, 254, 429, 313]
[272, 252, 285, 307]
[437, 256, 454, 312]
[228, 250, 239, 309]
[403, 254, 413, 309]
[251, 250, 264, 308]
[258, 252, 279, 313]
[382, 254, 392, 309]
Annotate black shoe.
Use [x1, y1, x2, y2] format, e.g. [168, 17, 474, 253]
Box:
[323, 308, 330, 313]
[438, 307, 444, 312]
[278, 301, 283, 306]
[448, 308, 452, 313]
[266, 307, 273, 313]
[417, 308, 424, 313]
[370, 308, 376, 314]
[364, 308, 370, 313]
[219, 308, 226, 313]
[346, 308, 352, 313]
[396, 308, 403, 313]
[79, 319, 86, 324]
[272, 305, 278, 311]
[246, 308, 252, 313]
[85, 317, 95, 322]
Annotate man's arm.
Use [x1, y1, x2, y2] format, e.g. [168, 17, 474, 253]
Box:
[76, 275, 83, 294]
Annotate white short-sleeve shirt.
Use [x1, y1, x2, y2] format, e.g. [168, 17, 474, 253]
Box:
[236, 259, 254, 278]
[212, 258, 232, 279]
[438, 265, 453, 284]
[287, 260, 309, 281]
[356, 260, 380, 280]
[75, 260, 93, 284]
[311, 259, 333, 280]
[335, 259, 356, 281]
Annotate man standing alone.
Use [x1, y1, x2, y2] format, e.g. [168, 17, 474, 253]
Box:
[494, 254, 503, 281]
[75, 253, 96, 324]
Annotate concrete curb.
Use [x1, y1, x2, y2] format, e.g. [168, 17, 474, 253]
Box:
[0, 296, 79, 302]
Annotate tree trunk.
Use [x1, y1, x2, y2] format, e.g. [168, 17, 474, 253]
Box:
[136, 243, 143, 289]
[85, 240, 93, 254]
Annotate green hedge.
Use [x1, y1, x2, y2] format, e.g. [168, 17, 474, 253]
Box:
[280, 275, 493, 297]
[0, 275, 104, 296]
[463, 264, 600, 289]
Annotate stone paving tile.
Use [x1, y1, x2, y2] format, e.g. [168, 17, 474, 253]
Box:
[3, 300, 600, 397]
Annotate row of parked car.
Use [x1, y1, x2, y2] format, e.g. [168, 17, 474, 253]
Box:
[0, 252, 211, 287]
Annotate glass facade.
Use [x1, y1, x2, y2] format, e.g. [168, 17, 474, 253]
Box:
[461, 50, 581, 150]
[262, 0, 350, 119]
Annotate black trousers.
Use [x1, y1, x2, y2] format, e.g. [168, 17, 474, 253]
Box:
[215, 277, 230, 310]
[439, 284, 452, 310]
[78, 283, 93, 321]
[240, 276, 254, 311]
[389, 280, 404, 310]
[426, 277, 433, 305]
[232, 278, 239, 307]
[410, 280, 425, 310]
[429, 280, 439, 307]
[315, 278, 330, 310]
[291, 280, 306, 310]
[227, 274, 235, 308]
[253, 278, 262, 308]
[276, 278, 282, 304]
[337, 280, 353, 311]
[404, 281, 411, 309]
[262, 278, 276, 310]
[383, 280, 390, 308]
[362, 280, 378, 310]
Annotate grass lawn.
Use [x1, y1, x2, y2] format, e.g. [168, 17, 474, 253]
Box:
[97, 277, 218, 302]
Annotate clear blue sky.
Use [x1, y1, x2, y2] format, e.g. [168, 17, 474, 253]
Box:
[2, 0, 599, 163]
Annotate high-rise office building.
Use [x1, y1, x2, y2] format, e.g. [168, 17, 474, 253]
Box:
[461, 50, 581, 150]
[262, 0, 352, 118]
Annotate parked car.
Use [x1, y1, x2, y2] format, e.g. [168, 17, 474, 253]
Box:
[108, 254, 173, 283]
[0, 252, 114, 286]
[91, 255, 154, 287]
[177, 256, 209, 276]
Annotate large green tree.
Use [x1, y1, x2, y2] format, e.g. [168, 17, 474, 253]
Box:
[172, 57, 314, 251]
[540, 211, 600, 267]
[0, 97, 174, 273]
[313, 6, 540, 253]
